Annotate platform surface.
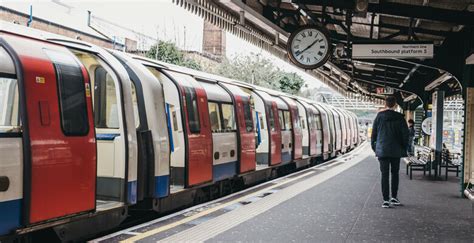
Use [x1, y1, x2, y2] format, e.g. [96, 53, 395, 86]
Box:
[93, 144, 473, 242]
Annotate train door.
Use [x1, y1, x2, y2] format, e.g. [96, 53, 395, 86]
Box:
[0, 45, 23, 235]
[251, 91, 270, 168]
[318, 104, 336, 158]
[296, 101, 310, 158]
[199, 81, 238, 181]
[336, 108, 348, 153]
[254, 90, 281, 166]
[282, 97, 302, 161]
[312, 104, 326, 158]
[70, 49, 138, 207]
[274, 97, 292, 164]
[112, 53, 171, 199]
[166, 71, 212, 187]
[146, 68, 185, 191]
[2, 35, 97, 226]
[220, 83, 255, 173]
[331, 107, 342, 153]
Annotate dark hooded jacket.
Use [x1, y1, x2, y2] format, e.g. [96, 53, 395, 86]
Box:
[371, 109, 409, 158]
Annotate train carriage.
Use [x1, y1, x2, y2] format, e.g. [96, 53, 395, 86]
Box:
[0, 23, 361, 241]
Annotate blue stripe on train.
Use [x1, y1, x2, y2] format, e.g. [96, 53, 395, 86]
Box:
[127, 181, 137, 204]
[0, 199, 21, 235]
[213, 161, 237, 181]
[281, 151, 292, 164]
[154, 175, 169, 198]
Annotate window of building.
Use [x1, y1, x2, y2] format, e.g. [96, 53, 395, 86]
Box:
[45, 49, 89, 136]
[184, 86, 200, 133]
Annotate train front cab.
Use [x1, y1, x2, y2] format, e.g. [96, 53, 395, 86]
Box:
[0, 33, 101, 236]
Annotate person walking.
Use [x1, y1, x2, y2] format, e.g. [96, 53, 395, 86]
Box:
[371, 96, 409, 208]
[407, 119, 415, 156]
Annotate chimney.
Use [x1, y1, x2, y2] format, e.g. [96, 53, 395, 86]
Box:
[202, 21, 226, 58]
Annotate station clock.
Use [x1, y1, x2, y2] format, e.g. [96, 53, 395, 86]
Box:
[287, 25, 331, 69]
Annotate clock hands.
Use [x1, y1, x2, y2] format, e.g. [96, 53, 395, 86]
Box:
[295, 34, 320, 57]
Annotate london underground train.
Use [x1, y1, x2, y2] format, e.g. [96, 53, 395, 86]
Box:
[0, 23, 360, 241]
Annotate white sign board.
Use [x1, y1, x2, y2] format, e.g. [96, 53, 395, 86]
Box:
[352, 43, 434, 59]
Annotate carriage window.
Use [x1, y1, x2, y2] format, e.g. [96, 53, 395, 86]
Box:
[284, 110, 292, 130]
[221, 104, 236, 131]
[278, 110, 285, 130]
[208, 102, 221, 132]
[94, 67, 119, 129]
[0, 78, 20, 133]
[131, 83, 140, 128]
[184, 86, 200, 133]
[45, 49, 89, 136]
[242, 98, 253, 132]
[267, 104, 275, 131]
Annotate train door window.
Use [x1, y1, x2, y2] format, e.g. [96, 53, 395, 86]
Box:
[208, 102, 221, 132]
[284, 111, 292, 130]
[301, 116, 306, 129]
[221, 103, 236, 131]
[267, 104, 275, 131]
[278, 110, 285, 130]
[131, 83, 140, 128]
[44, 49, 89, 136]
[94, 67, 119, 129]
[184, 86, 200, 133]
[0, 49, 20, 133]
[242, 97, 253, 132]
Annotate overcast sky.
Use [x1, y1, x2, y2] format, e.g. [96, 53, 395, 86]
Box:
[4, 0, 325, 89]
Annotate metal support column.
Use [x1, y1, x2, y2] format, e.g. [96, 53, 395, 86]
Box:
[430, 90, 444, 178]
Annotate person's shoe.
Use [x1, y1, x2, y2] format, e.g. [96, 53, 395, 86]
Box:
[382, 201, 390, 208]
[390, 198, 401, 206]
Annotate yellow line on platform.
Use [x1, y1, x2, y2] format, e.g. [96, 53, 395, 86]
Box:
[121, 170, 316, 243]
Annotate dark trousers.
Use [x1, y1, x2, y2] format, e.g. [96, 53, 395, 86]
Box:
[378, 157, 401, 201]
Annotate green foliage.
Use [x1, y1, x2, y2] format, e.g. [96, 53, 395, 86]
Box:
[215, 54, 305, 94]
[147, 41, 201, 70]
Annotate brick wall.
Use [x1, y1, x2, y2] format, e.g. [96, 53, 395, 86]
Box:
[202, 21, 226, 57]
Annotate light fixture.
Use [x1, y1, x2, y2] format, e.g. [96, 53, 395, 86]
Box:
[425, 72, 452, 91]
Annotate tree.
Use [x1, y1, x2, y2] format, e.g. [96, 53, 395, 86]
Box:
[215, 53, 305, 94]
[147, 40, 201, 70]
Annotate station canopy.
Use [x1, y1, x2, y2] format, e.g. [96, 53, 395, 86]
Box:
[174, 0, 474, 109]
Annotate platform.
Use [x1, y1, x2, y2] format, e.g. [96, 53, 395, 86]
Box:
[92, 144, 473, 242]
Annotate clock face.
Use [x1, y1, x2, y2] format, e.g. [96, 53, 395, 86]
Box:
[288, 26, 330, 69]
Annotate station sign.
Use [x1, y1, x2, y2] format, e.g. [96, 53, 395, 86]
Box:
[352, 42, 433, 59]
